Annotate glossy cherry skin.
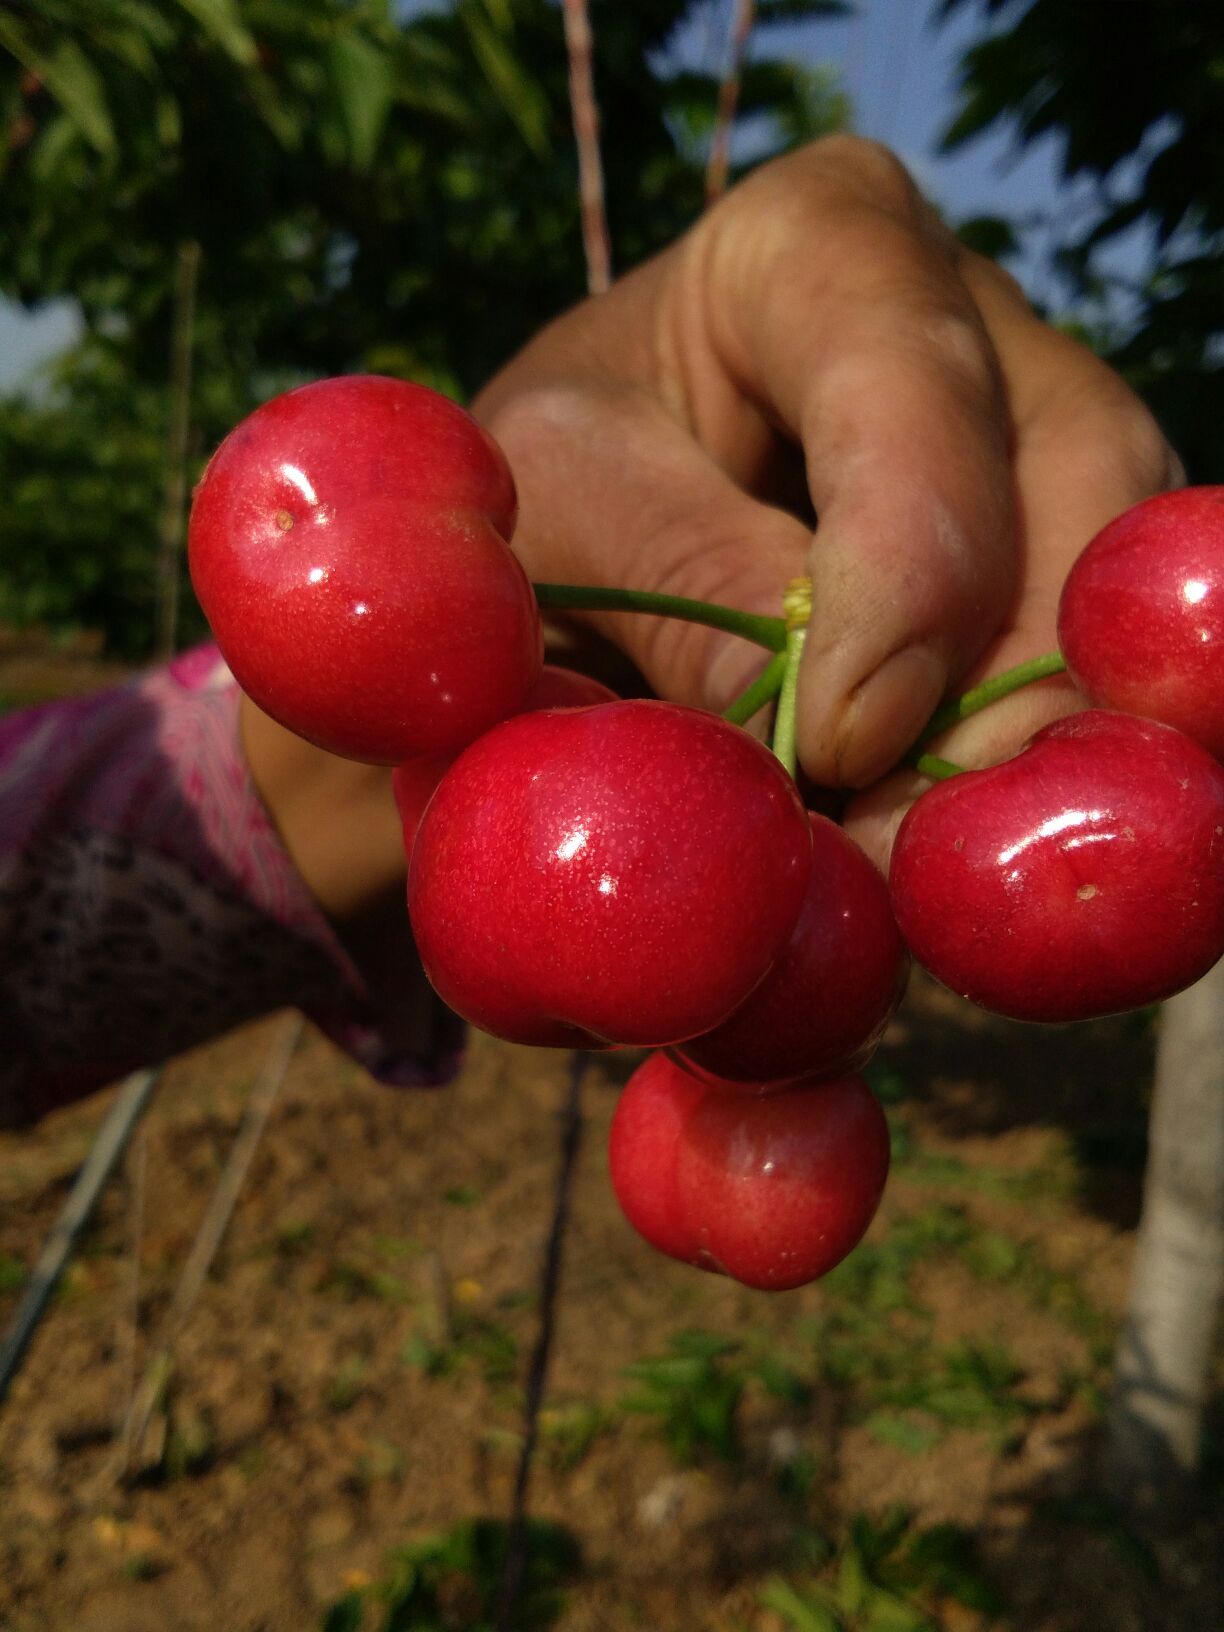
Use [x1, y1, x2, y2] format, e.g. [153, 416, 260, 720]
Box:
[607, 1051, 708, 1264]
[392, 665, 618, 853]
[189, 375, 542, 762]
[609, 1053, 890, 1292]
[1058, 487, 1224, 760]
[408, 700, 812, 1048]
[676, 813, 908, 1089]
[889, 709, 1224, 1023]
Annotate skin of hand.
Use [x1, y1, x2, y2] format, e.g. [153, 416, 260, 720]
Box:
[241, 132, 1181, 919]
[472, 134, 1182, 871]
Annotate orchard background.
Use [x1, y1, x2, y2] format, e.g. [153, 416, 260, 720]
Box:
[1, 3, 1223, 1629]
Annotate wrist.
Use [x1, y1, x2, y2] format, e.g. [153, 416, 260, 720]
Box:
[239, 695, 405, 924]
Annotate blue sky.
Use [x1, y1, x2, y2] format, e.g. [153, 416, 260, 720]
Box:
[0, 0, 1084, 388]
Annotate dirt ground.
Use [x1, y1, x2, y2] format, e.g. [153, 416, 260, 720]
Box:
[1, 641, 1220, 1630]
[1, 974, 1221, 1632]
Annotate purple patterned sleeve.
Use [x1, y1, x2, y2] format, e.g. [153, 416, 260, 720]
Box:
[0, 646, 463, 1126]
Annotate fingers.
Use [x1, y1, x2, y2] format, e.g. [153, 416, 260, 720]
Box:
[691, 139, 1020, 786]
[842, 271, 1181, 873]
[476, 132, 1181, 818]
[477, 377, 812, 712]
[962, 250, 1179, 596]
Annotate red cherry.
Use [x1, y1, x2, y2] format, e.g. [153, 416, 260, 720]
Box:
[1058, 487, 1224, 759]
[607, 1051, 707, 1263]
[889, 710, 1224, 1022]
[676, 812, 908, 1088]
[522, 666, 619, 712]
[408, 700, 812, 1048]
[609, 1053, 890, 1291]
[189, 375, 542, 762]
[392, 665, 618, 851]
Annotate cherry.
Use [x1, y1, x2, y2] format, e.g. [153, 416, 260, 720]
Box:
[392, 665, 618, 853]
[1058, 487, 1224, 760]
[889, 709, 1224, 1022]
[676, 812, 908, 1088]
[188, 375, 542, 763]
[606, 1051, 708, 1265]
[609, 1053, 890, 1291]
[407, 700, 812, 1048]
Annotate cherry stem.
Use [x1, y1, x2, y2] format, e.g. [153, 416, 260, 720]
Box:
[531, 583, 787, 651]
[722, 651, 787, 725]
[918, 651, 1068, 744]
[913, 752, 964, 781]
[770, 578, 812, 778]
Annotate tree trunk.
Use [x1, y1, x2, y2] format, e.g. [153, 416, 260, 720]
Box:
[1105, 959, 1224, 1504]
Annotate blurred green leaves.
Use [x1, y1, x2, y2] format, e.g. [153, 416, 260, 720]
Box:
[0, 0, 845, 655]
[943, 0, 1224, 480]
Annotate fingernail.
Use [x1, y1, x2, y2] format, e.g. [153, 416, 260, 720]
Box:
[833, 644, 947, 788]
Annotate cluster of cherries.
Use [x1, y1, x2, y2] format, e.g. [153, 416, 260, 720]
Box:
[189, 376, 1224, 1294]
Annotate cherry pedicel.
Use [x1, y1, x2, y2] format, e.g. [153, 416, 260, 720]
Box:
[676, 812, 908, 1089]
[609, 1053, 890, 1292]
[189, 375, 543, 763]
[889, 709, 1224, 1023]
[407, 699, 812, 1049]
[1058, 488, 1224, 760]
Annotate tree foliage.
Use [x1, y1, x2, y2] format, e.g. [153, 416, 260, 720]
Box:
[0, 0, 846, 652]
[942, 0, 1224, 480]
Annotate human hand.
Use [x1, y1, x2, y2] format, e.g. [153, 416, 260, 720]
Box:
[472, 135, 1181, 868]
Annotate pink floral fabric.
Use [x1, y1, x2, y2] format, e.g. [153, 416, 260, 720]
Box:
[0, 647, 461, 1125]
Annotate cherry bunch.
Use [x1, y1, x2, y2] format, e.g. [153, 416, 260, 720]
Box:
[189, 378, 1224, 1294]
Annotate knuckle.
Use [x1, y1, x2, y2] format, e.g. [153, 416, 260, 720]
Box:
[914, 308, 1003, 412]
[721, 133, 920, 226]
[1044, 382, 1181, 503]
[963, 250, 1030, 311]
[1122, 402, 1181, 492]
[810, 134, 920, 212]
[1097, 391, 1178, 494]
[480, 380, 603, 468]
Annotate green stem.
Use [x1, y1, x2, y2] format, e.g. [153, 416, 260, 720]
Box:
[771, 625, 806, 777]
[723, 651, 787, 726]
[919, 651, 1068, 744]
[770, 578, 813, 779]
[913, 752, 965, 781]
[532, 583, 787, 652]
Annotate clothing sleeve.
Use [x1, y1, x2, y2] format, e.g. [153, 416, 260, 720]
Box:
[0, 645, 463, 1127]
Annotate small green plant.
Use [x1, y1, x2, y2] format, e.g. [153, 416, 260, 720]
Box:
[443, 1185, 481, 1207]
[159, 1404, 215, 1482]
[319, 1517, 580, 1631]
[401, 1313, 519, 1388]
[121, 1553, 164, 1582]
[322, 1260, 412, 1304]
[0, 1251, 26, 1294]
[621, 1329, 745, 1463]
[761, 1508, 1001, 1630]
[327, 1354, 369, 1413]
[272, 1219, 317, 1256]
[354, 1437, 407, 1488]
[537, 1400, 609, 1470]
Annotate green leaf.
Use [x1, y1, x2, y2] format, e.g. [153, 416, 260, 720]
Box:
[863, 1412, 943, 1456]
[328, 29, 394, 170]
[0, 24, 115, 156]
[171, 0, 257, 66]
[758, 1576, 843, 1632]
[460, 3, 552, 158]
[319, 1591, 364, 1632]
[861, 1586, 936, 1632]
